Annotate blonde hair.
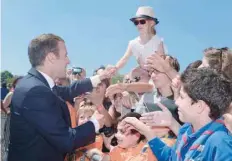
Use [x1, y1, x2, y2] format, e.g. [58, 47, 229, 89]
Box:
[78, 105, 96, 116]
[204, 47, 232, 80]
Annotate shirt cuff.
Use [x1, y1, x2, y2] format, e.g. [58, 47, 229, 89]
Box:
[89, 118, 100, 133]
[90, 75, 101, 88]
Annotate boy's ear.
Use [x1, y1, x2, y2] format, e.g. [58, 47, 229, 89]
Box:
[134, 132, 141, 138]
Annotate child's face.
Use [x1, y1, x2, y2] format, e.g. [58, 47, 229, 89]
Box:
[115, 122, 140, 149]
[78, 111, 94, 126]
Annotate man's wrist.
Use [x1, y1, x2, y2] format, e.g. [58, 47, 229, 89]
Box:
[90, 75, 101, 87]
[99, 74, 105, 81]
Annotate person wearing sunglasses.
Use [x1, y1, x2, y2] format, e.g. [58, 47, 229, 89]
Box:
[71, 67, 86, 81]
[114, 6, 167, 73]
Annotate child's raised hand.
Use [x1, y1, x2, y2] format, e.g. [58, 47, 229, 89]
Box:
[156, 38, 166, 56]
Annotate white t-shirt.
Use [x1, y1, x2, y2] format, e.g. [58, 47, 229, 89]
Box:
[129, 35, 167, 66]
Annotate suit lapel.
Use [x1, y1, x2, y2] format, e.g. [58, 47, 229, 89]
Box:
[28, 68, 72, 126]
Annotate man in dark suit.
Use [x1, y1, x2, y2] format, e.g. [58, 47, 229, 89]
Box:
[8, 34, 113, 161]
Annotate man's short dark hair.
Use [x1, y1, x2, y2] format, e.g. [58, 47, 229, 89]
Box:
[181, 68, 232, 120]
[28, 34, 64, 67]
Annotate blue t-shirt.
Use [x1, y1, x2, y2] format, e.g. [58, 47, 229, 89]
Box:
[148, 122, 232, 161]
[1, 87, 9, 100]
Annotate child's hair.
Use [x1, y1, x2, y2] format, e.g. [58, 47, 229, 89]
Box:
[78, 105, 96, 115]
[119, 112, 145, 143]
[77, 103, 96, 124]
[204, 47, 232, 80]
[166, 55, 180, 72]
[186, 60, 202, 70]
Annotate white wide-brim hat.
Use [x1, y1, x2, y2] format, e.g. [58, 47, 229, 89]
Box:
[130, 6, 159, 25]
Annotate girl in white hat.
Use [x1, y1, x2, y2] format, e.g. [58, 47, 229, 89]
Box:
[114, 6, 167, 71]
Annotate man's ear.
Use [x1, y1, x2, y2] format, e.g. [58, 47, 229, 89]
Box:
[46, 52, 57, 64]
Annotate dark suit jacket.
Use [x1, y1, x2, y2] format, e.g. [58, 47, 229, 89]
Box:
[8, 68, 96, 161]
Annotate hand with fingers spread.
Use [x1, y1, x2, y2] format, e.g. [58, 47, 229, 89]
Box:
[85, 89, 104, 106]
[140, 102, 173, 127]
[122, 117, 164, 141]
[145, 54, 171, 73]
[122, 117, 150, 135]
[99, 66, 117, 80]
[140, 102, 181, 135]
[121, 91, 133, 109]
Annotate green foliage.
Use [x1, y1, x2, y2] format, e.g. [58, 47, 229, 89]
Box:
[1, 70, 14, 85]
[111, 74, 124, 84]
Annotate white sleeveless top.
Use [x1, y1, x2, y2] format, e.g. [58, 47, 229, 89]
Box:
[129, 35, 167, 66]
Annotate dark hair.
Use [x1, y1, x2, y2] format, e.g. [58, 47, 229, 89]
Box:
[12, 76, 23, 89]
[203, 47, 232, 81]
[181, 68, 232, 120]
[28, 34, 64, 67]
[93, 65, 105, 76]
[119, 112, 145, 143]
[167, 55, 180, 72]
[186, 60, 202, 70]
[221, 48, 232, 81]
[203, 47, 223, 73]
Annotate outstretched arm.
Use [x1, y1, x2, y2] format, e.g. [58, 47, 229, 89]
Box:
[115, 43, 132, 70]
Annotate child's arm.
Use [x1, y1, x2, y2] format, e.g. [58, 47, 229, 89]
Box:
[3, 92, 13, 109]
[115, 43, 133, 70]
[96, 104, 114, 127]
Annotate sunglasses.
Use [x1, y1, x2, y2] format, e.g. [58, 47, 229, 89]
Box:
[127, 76, 141, 83]
[133, 19, 146, 26]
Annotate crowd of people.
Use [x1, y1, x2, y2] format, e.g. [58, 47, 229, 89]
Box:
[1, 6, 232, 161]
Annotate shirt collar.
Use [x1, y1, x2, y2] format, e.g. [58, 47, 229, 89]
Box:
[38, 70, 55, 89]
[187, 121, 213, 138]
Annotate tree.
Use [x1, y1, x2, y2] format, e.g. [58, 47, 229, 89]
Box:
[111, 74, 124, 84]
[1, 70, 14, 84]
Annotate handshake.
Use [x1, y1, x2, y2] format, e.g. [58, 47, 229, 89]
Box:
[98, 65, 118, 80]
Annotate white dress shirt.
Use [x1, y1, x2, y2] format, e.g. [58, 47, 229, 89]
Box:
[38, 70, 101, 132]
